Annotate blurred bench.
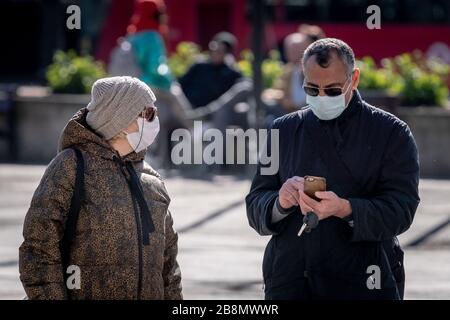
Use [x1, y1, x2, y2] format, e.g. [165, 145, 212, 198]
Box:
[0, 85, 18, 161]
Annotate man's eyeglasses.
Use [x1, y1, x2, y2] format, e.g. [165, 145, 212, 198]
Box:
[140, 106, 157, 122]
[303, 78, 351, 97]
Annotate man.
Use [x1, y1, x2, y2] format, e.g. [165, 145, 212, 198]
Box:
[274, 25, 325, 113]
[246, 38, 420, 300]
[263, 25, 325, 127]
[179, 32, 252, 132]
[179, 32, 242, 109]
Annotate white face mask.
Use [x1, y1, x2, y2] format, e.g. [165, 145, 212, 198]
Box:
[306, 79, 352, 121]
[124, 116, 160, 153]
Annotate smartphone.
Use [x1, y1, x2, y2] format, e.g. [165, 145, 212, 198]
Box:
[304, 176, 327, 201]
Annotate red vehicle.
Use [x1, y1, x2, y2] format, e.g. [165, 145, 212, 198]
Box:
[1, 0, 449, 82]
[163, 0, 450, 62]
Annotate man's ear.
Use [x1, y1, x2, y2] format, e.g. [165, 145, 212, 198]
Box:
[352, 68, 360, 90]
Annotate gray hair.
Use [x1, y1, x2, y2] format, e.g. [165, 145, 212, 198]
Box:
[302, 38, 355, 76]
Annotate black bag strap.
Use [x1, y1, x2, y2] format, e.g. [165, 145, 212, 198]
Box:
[60, 148, 85, 271]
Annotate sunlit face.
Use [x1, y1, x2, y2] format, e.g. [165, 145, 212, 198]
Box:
[303, 51, 360, 105]
[124, 119, 139, 134]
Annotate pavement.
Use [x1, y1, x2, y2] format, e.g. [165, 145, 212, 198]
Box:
[0, 164, 449, 300]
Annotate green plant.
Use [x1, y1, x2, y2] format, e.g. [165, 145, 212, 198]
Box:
[46, 50, 107, 94]
[357, 52, 449, 106]
[168, 42, 206, 78]
[237, 49, 283, 89]
[236, 49, 253, 78]
[389, 52, 449, 107]
[357, 56, 398, 93]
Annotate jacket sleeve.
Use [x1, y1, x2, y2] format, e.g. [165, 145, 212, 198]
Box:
[19, 149, 77, 300]
[349, 121, 420, 242]
[245, 120, 286, 236]
[163, 210, 183, 299]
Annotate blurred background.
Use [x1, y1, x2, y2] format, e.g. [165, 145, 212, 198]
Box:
[0, 0, 450, 299]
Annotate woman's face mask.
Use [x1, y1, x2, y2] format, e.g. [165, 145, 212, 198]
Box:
[124, 116, 160, 153]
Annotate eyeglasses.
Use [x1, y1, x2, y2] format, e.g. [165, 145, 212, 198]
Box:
[303, 78, 351, 97]
[140, 106, 157, 122]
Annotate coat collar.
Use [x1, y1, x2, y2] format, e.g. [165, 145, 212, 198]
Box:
[317, 89, 362, 125]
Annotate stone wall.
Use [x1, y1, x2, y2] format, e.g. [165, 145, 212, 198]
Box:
[2, 94, 90, 163]
[397, 107, 450, 178]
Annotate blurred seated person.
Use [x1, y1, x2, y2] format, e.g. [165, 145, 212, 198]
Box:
[264, 25, 325, 115]
[179, 32, 241, 109]
[178, 32, 252, 132]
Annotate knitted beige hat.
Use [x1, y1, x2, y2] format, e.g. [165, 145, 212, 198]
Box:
[86, 76, 156, 140]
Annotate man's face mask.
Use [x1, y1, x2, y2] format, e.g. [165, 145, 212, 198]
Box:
[304, 77, 353, 121]
[124, 116, 160, 153]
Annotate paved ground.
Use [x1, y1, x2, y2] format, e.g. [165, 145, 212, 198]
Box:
[0, 164, 449, 300]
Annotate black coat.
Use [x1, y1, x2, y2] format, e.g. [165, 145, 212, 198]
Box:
[179, 62, 242, 108]
[246, 91, 420, 300]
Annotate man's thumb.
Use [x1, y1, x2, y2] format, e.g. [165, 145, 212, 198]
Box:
[315, 191, 329, 199]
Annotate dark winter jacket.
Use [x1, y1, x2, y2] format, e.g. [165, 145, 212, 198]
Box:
[19, 108, 182, 300]
[246, 91, 420, 300]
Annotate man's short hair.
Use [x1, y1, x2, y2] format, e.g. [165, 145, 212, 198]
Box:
[302, 38, 355, 76]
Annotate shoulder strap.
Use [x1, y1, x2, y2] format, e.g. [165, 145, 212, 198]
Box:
[60, 148, 85, 270]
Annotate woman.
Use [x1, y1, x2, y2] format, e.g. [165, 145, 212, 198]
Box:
[19, 76, 182, 300]
[109, 0, 172, 90]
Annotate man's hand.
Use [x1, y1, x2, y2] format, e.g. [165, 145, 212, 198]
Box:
[278, 176, 304, 209]
[298, 190, 352, 220]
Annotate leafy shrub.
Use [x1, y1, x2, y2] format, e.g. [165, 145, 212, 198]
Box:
[358, 52, 449, 106]
[386, 52, 449, 107]
[46, 50, 107, 94]
[237, 49, 283, 89]
[168, 42, 206, 79]
[357, 56, 398, 93]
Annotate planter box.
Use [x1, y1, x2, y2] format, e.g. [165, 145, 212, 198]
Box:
[360, 89, 401, 115]
[397, 106, 450, 178]
[10, 93, 90, 163]
[2, 91, 450, 178]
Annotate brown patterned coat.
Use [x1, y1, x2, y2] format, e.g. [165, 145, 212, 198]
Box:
[19, 108, 182, 300]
